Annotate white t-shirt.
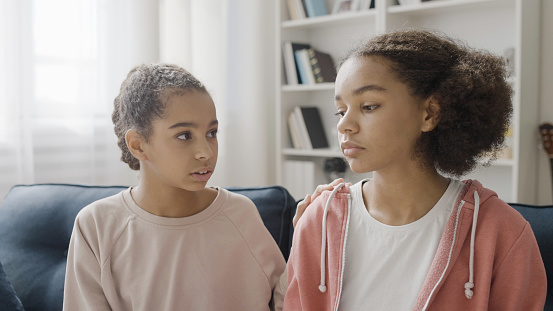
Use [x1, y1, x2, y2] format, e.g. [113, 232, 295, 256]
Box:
[63, 187, 286, 311]
[339, 179, 465, 310]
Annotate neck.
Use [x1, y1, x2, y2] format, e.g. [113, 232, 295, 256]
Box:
[131, 178, 217, 218]
[363, 166, 449, 226]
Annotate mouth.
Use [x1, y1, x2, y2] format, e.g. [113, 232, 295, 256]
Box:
[341, 141, 364, 157]
[190, 169, 213, 182]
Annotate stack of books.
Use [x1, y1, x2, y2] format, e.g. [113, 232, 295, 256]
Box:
[282, 42, 337, 85]
[287, 106, 329, 149]
[286, 0, 328, 19]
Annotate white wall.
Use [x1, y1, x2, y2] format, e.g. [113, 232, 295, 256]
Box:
[157, 0, 553, 202]
[537, 0, 553, 204]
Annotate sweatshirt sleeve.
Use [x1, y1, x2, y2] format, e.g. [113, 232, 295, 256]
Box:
[271, 266, 288, 311]
[488, 222, 547, 311]
[63, 215, 111, 311]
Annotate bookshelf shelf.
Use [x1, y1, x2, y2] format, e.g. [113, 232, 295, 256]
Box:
[275, 0, 540, 203]
[387, 0, 513, 15]
[281, 9, 376, 30]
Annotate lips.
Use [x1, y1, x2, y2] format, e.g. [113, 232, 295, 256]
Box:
[341, 141, 364, 157]
[191, 168, 213, 182]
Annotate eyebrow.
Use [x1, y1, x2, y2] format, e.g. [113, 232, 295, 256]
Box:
[334, 84, 387, 101]
[168, 120, 218, 129]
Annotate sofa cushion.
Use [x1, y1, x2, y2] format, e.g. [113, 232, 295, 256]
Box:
[509, 203, 553, 310]
[0, 183, 295, 311]
[0, 260, 24, 311]
[227, 186, 295, 260]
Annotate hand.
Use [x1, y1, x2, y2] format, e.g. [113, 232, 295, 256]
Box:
[293, 178, 348, 228]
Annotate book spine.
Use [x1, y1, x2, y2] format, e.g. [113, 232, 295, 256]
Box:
[287, 111, 302, 149]
[282, 42, 298, 85]
[286, 0, 298, 19]
[300, 107, 329, 148]
[306, 48, 324, 83]
[295, 49, 315, 84]
[295, 0, 306, 18]
[294, 106, 313, 149]
[304, 0, 328, 17]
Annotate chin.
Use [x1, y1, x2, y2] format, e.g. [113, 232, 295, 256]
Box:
[180, 182, 207, 192]
[347, 159, 371, 174]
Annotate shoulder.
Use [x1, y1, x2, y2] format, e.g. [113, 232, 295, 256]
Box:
[218, 188, 259, 218]
[73, 189, 134, 245]
[461, 179, 529, 244]
[296, 186, 350, 234]
[76, 190, 129, 223]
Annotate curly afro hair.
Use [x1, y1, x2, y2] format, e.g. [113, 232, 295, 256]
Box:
[112, 63, 208, 170]
[341, 29, 513, 177]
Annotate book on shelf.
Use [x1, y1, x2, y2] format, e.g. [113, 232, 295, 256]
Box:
[286, 0, 299, 19]
[306, 48, 324, 83]
[295, 49, 317, 84]
[287, 110, 303, 149]
[360, 0, 375, 10]
[332, 0, 352, 14]
[282, 41, 311, 85]
[289, 106, 329, 149]
[298, 106, 329, 149]
[293, 106, 314, 149]
[303, 0, 328, 17]
[285, 0, 307, 20]
[295, 0, 307, 18]
[283, 43, 336, 85]
[306, 48, 337, 83]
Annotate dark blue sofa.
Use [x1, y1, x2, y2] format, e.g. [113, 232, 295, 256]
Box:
[0, 184, 551, 310]
[0, 184, 296, 311]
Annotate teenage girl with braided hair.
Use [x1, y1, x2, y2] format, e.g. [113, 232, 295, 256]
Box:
[63, 63, 285, 310]
[283, 29, 547, 310]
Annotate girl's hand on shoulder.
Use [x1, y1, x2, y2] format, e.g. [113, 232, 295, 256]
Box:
[293, 178, 349, 228]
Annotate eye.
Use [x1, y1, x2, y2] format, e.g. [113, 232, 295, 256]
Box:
[334, 110, 345, 118]
[177, 132, 191, 140]
[363, 104, 379, 112]
[207, 129, 218, 138]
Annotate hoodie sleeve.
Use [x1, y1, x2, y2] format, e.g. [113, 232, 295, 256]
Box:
[488, 221, 547, 311]
[283, 193, 333, 311]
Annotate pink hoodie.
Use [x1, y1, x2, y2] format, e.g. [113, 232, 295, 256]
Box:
[283, 180, 547, 310]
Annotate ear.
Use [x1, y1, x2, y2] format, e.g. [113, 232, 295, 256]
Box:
[421, 95, 441, 132]
[125, 129, 148, 161]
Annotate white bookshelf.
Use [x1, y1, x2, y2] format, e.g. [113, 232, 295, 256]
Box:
[275, 0, 540, 203]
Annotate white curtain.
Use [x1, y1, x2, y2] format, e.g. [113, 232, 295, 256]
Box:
[0, 0, 160, 201]
[159, 0, 276, 188]
[0, 0, 276, 202]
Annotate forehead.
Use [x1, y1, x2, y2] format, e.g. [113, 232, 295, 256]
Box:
[336, 56, 394, 85]
[162, 90, 216, 121]
[335, 56, 407, 98]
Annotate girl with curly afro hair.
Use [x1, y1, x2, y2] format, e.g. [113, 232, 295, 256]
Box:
[284, 30, 546, 310]
[64, 64, 285, 310]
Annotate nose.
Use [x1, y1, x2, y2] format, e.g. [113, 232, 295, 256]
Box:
[195, 138, 214, 160]
[337, 110, 358, 135]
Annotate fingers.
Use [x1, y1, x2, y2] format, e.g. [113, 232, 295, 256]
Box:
[311, 178, 345, 202]
[293, 194, 311, 228]
[293, 178, 350, 229]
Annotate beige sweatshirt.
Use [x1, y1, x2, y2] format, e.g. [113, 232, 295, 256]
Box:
[63, 187, 286, 311]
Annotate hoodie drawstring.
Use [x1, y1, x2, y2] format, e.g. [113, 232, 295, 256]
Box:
[464, 190, 480, 299]
[319, 183, 346, 293]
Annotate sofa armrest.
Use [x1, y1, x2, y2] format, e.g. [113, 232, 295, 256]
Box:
[509, 203, 553, 310]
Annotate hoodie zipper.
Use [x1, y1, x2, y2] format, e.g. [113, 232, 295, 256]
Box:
[334, 193, 352, 311]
